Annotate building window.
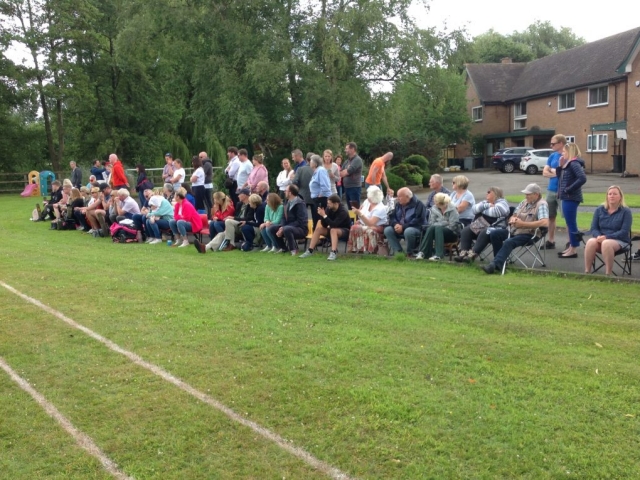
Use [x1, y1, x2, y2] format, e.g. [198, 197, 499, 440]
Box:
[472, 106, 483, 122]
[514, 102, 526, 130]
[588, 86, 608, 107]
[558, 92, 575, 111]
[587, 134, 608, 152]
[565, 135, 575, 144]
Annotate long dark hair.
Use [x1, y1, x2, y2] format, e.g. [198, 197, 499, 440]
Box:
[136, 163, 146, 173]
[192, 155, 202, 169]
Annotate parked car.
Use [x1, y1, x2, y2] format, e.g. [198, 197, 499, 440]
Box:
[520, 149, 554, 174]
[491, 147, 532, 173]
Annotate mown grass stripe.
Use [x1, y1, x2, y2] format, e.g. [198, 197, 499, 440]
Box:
[0, 280, 355, 480]
[0, 356, 134, 480]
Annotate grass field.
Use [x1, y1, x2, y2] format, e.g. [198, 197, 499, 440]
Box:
[2, 195, 640, 479]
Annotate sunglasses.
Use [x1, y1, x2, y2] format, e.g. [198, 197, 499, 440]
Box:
[550, 142, 558, 146]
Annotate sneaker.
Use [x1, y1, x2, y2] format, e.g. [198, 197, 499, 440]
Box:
[274, 248, 284, 254]
[299, 250, 313, 258]
[463, 252, 478, 264]
[327, 251, 337, 261]
[91, 230, 100, 238]
[179, 239, 190, 247]
[482, 263, 496, 274]
[633, 250, 640, 261]
[545, 240, 556, 250]
[269, 246, 278, 253]
[145, 237, 153, 244]
[149, 238, 162, 245]
[290, 250, 298, 256]
[194, 239, 206, 253]
[261, 246, 271, 252]
[218, 239, 229, 251]
[428, 255, 441, 261]
[415, 252, 425, 260]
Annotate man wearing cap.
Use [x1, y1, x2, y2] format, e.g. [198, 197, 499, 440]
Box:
[162, 153, 174, 184]
[109, 154, 129, 190]
[218, 187, 254, 251]
[482, 183, 549, 274]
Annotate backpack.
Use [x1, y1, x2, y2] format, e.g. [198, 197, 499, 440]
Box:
[110, 222, 142, 243]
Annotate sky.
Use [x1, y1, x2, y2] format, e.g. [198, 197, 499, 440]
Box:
[409, 0, 638, 42]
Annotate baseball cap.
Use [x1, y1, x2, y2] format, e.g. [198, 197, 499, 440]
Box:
[521, 183, 541, 194]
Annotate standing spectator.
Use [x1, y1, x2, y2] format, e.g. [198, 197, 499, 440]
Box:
[109, 154, 129, 190]
[308, 154, 332, 230]
[335, 155, 343, 200]
[542, 134, 566, 249]
[267, 184, 308, 255]
[135, 164, 153, 207]
[292, 149, 307, 171]
[162, 153, 174, 184]
[235, 149, 253, 195]
[340, 142, 363, 209]
[91, 159, 106, 180]
[170, 159, 186, 191]
[365, 152, 394, 195]
[198, 151, 214, 218]
[259, 193, 284, 252]
[322, 150, 340, 195]
[70, 161, 82, 189]
[190, 155, 206, 211]
[169, 187, 203, 248]
[245, 154, 269, 193]
[276, 158, 293, 199]
[557, 142, 587, 259]
[384, 187, 426, 256]
[225, 146, 241, 205]
[292, 152, 313, 214]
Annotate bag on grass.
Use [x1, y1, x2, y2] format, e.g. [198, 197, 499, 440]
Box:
[110, 222, 141, 243]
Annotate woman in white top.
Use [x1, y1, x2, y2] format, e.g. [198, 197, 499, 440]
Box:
[171, 159, 186, 191]
[450, 174, 475, 226]
[347, 185, 388, 253]
[190, 155, 206, 211]
[323, 149, 340, 195]
[276, 158, 293, 199]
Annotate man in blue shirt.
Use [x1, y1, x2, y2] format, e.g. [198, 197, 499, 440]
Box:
[542, 134, 566, 249]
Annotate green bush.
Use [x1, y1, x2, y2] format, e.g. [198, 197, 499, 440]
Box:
[403, 154, 429, 173]
[409, 173, 423, 186]
[427, 157, 442, 173]
[386, 172, 406, 192]
[389, 164, 423, 186]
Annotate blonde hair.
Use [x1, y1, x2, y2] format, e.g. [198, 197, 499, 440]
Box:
[604, 185, 627, 209]
[70, 188, 82, 201]
[213, 191, 232, 211]
[452, 175, 469, 189]
[62, 179, 72, 188]
[552, 134, 567, 145]
[249, 193, 262, 207]
[323, 150, 333, 162]
[434, 192, 451, 206]
[252, 154, 264, 164]
[487, 186, 504, 199]
[564, 142, 582, 159]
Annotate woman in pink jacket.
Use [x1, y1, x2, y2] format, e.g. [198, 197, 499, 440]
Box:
[169, 187, 203, 247]
[245, 154, 269, 193]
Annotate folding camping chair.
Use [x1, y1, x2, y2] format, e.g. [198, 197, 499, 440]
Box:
[501, 226, 548, 275]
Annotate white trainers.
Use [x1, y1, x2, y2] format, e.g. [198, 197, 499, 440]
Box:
[261, 246, 271, 252]
[149, 238, 162, 245]
[299, 250, 313, 258]
[428, 255, 441, 261]
[145, 237, 153, 244]
[274, 248, 284, 254]
[290, 250, 298, 256]
[179, 239, 190, 247]
[415, 252, 425, 260]
[327, 251, 337, 261]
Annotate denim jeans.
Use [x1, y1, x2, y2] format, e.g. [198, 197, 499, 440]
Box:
[169, 219, 193, 237]
[489, 229, 533, 268]
[262, 225, 279, 248]
[384, 226, 421, 254]
[344, 186, 361, 209]
[146, 218, 171, 239]
[208, 220, 226, 241]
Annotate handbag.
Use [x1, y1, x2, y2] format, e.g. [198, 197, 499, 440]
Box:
[469, 216, 490, 235]
[224, 176, 234, 189]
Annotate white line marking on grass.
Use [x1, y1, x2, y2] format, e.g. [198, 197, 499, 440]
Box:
[0, 356, 134, 480]
[0, 281, 355, 480]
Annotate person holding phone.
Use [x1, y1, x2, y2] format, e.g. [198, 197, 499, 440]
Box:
[308, 154, 332, 232]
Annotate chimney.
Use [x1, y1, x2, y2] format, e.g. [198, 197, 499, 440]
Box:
[501, 57, 512, 64]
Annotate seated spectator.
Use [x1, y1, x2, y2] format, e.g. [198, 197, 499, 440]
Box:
[207, 192, 236, 241]
[81, 187, 104, 234]
[256, 181, 269, 202]
[239, 194, 266, 251]
[424, 174, 450, 223]
[347, 185, 388, 254]
[86, 175, 97, 189]
[482, 183, 549, 274]
[299, 194, 351, 260]
[266, 184, 308, 255]
[415, 193, 461, 261]
[218, 188, 254, 252]
[454, 186, 510, 263]
[260, 193, 284, 252]
[584, 186, 632, 275]
[37, 180, 63, 221]
[169, 187, 203, 248]
[115, 189, 141, 224]
[145, 194, 174, 244]
[384, 187, 426, 256]
[67, 188, 85, 230]
[450, 175, 475, 226]
[163, 183, 175, 204]
[132, 189, 154, 233]
[51, 182, 72, 223]
[80, 186, 90, 205]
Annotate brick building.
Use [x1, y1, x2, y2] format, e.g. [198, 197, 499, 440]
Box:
[460, 27, 640, 173]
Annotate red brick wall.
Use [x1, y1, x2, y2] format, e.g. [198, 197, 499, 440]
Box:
[627, 52, 640, 174]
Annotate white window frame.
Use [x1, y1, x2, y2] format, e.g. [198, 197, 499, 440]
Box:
[472, 106, 483, 122]
[588, 85, 608, 107]
[565, 135, 575, 144]
[514, 102, 527, 130]
[587, 133, 608, 152]
[558, 92, 575, 111]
